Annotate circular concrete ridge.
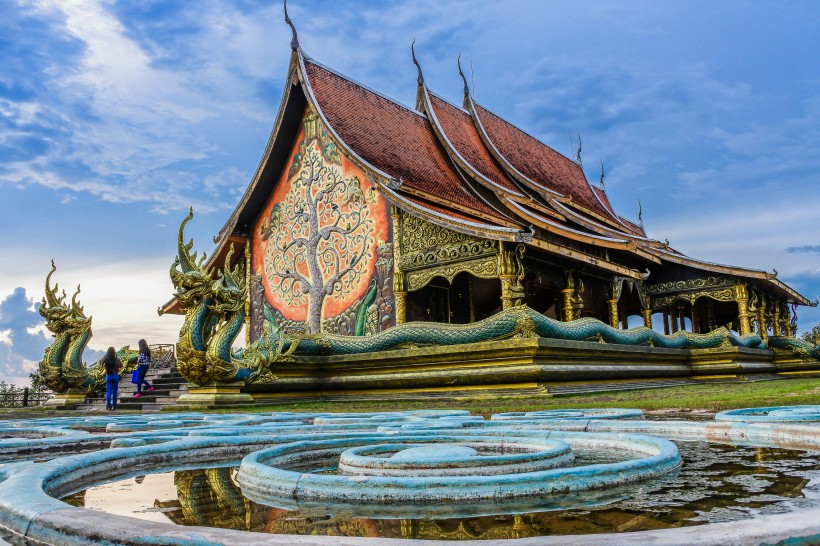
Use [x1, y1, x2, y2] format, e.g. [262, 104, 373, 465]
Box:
[337, 440, 573, 476]
[0, 409, 820, 544]
[715, 405, 820, 422]
[490, 408, 645, 420]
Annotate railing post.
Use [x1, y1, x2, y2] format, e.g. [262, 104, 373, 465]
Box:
[23, 387, 29, 407]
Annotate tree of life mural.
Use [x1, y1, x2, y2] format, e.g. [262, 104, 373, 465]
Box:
[261, 141, 376, 334]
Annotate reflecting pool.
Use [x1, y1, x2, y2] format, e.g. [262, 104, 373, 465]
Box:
[64, 442, 820, 540]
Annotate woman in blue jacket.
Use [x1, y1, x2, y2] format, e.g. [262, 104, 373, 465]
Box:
[133, 339, 154, 397]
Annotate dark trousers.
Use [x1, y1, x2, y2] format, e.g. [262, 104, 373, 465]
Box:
[106, 374, 119, 408]
[135, 364, 152, 394]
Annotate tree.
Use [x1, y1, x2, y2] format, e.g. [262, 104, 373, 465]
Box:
[262, 143, 376, 333]
[800, 322, 820, 345]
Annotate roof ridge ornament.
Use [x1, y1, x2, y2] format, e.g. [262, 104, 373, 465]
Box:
[576, 133, 582, 165]
[457, 54, 470, 97]
[638, 198, 644, 228]
[284, 0, 300, 51]
[411, 39, 424, 86]
[599, 160, 605, 189]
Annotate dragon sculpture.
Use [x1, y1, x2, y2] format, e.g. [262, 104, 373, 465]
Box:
[163, 208, 270, 385]
[768, 337, 820, 361]
[168, 211, 819, 386]
[38, 261, 138, 394]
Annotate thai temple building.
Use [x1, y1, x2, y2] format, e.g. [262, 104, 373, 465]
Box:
[35, 10, 820, 408]
[185, 35, 809, 347]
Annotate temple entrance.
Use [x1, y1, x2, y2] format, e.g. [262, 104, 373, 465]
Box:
[406, 273, 500, 324]
[692, 298, 742, 333]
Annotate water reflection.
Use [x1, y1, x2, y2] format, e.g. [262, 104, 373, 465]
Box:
[63, 442, 820, 540]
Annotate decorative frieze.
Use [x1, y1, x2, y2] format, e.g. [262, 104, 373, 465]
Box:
[405, 256, 498, 292]
[646, 276, 733, 295]
[399, 214, 497, 271]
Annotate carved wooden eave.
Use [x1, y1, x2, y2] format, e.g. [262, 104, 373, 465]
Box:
[586, 178, 646, 236]
[648, 246, 811, 305]
[526, 238, 645, 279]
[548, 198, 667, 251]
[381, 185, 528, 242]
[506, 199, 631, 250]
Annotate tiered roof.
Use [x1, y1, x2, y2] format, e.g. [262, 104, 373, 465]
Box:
[208, 40, 811, 307]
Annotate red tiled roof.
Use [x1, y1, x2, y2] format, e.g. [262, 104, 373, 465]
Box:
[304, 61, 509, 224]
[619, 217, 646, 236]
[473, 103, 616, 221]
[428, 94, 522, 196]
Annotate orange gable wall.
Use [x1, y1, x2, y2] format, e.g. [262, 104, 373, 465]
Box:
[251, 109, 392, 334]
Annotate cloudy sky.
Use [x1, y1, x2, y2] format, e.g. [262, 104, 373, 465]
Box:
[2, 0, 820, 385]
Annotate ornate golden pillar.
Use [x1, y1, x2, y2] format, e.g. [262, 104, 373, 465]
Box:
[561, 270, 576, 321]
[641, 308, 652, 328]
[756, 294, 768, 342]
[772, 301, 781, 337]
[734, 281, 752, 336]
[394, 271, 407, 324]
[783, 303, 793, 337]
[391, 206, 406, 324]
[607, 299, 619, 328]
[498, 242, 525, 310]
[561, 288, 575, 321]
[608, 278, 623, 328]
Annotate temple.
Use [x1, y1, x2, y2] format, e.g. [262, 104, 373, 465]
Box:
[167, 38, 810, 346]
[133, 18, 820, 407]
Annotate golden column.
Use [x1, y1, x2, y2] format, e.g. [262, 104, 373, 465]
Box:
[641, 309, 652, 328]
[498, 242, 525, 310]
[391, 206, 406, 324]
[561, 289, 574, 321]
[772, 300, 781, 337]
[607, 299, 619, 328]
[734, 281, 752, 336]
[561, 270, 577, 321]
[394, 272, 407, 324]
[498, 243, 515, 311]
[756, 294, 768, 342]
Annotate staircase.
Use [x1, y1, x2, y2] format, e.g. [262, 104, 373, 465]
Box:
[76, 366, 188, 411]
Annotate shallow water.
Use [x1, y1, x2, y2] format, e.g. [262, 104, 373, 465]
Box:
[62, 441, 820, 540]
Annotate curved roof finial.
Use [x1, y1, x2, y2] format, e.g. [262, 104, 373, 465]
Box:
[599, 160, 605, 189]
[457, 54, 470, 97]
[411, 39, 424, 86]
[284, 0, 300, 51]
[576, 134, 582, 165]
[638, 198, 644, 228]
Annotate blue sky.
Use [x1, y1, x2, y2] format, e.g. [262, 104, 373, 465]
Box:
[2, 0, 820, 385]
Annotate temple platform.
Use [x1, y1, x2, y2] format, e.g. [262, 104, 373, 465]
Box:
[225, 337, 820, 405]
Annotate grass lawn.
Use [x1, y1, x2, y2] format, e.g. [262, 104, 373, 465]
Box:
[207, 377, 820, 415]
[2, 377, 819, 419]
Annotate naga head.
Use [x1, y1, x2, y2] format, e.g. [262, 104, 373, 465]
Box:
[40, 260, 73, 333]
[211, 243, 247, 315]
[170, 208, 214, 306]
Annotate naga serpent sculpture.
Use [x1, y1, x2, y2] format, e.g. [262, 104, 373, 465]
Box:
[768, 336, 820, 360]
[166, 210, 820, 388]
[38, 261, 138, 394]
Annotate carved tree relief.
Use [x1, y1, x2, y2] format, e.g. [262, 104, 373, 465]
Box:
[254, 110, 389, 334]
